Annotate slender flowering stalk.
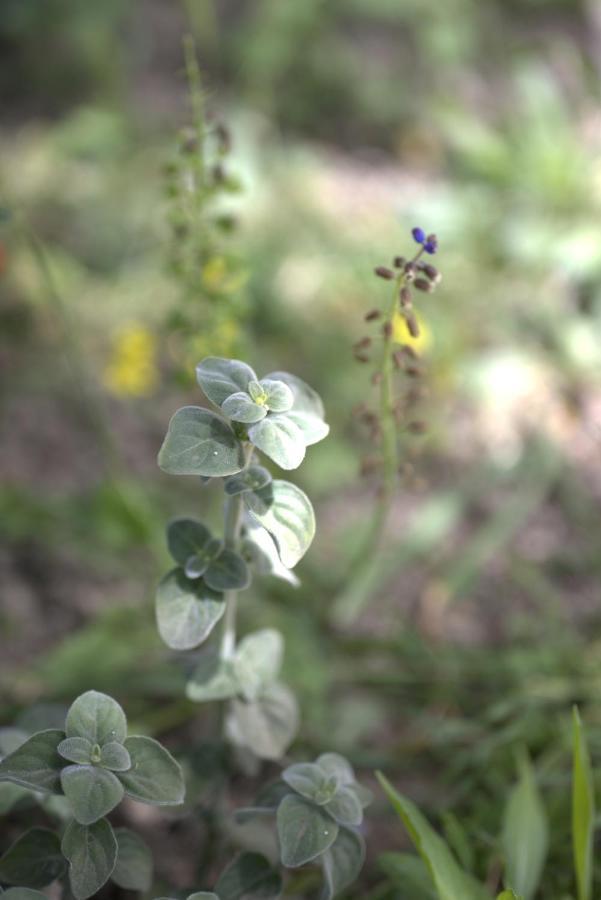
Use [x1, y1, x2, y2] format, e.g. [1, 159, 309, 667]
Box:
[333, 227, 442, 625]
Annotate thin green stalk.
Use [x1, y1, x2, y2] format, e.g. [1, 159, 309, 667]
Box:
[332, 249, 424, 625]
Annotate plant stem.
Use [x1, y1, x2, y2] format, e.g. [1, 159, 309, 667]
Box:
[219, 443, 253, 659]
[332, 249, 425, 625]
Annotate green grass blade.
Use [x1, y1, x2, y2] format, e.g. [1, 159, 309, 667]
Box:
[376, 772, 492, 900]
[572, 707, 595, 900]
[501, 753, 548, 900]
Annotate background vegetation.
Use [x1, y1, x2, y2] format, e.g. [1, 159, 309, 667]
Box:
[1, 0, 601, 896]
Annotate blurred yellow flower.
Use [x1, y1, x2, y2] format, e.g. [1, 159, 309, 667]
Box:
[391, 310, 432, 354]
[202, 256, 247, 294]
[104, 325, 159, 397]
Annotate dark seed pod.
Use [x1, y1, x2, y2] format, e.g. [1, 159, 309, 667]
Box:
[401, 344, 418, 359]
[422, 263, 441, 283]
[354, 352, 370, 363]
[365, 308, 381, 321]
[353, 336, 372, 350]
[415, 278, 434, 293]
[404, 311, 420, 338]
[403, 262, 416, 281]
[407, 421, 428, 434]
[215, 123, 231, 155]
[382, 321, 393, 339]
[374, 266, 394, 280]
[400, 286, 412, 307]
[392, 349, 404, 369]
[393, 255, 406, 268]
[404, 365, 422, 378]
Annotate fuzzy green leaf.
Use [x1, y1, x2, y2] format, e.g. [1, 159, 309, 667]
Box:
[196, 357, 256, 406]
[204, 548, 250, 591]
[62, 818, 117, 900]
[61, 765, 124, 825]
[233, 629, 284, 701]
[186, 652, 239, 703]
[377, 772, 492, 900]
[158, 406, 245, 477]
[227, 683, 299, 761]
[282, 763, 337, 806]
[244, 480, 315, 568]
[242, 522, 300, 587]
[284, 410, 329, 446]
[277, 794, 339, 868]
[111, 828, 153, 891]
[0, 828, 66, 888]
[323, 786, 363, 826]
[224, 466, 272, 496]
[572, 707, 594, 900]
[502, 755, 548, 900]
[222, 391, 267, 423]
[100, 741, 131, 772]
[247, 416, 305, 470]
[167, 519, 212, 566]
[259, 378, 294, 413]
[321, 827, 365, 900]
[58, 737, 93, 766]
[156, 568, 225, 650]
[316, 753, 355, 786]
[65, 691, 127, 746]
[215, 851, 282, 899]
[2, 890, 49, 900]
[119, 736, 185, 806]
[0, 729, 64, 794]
[265, 371, 325, 419]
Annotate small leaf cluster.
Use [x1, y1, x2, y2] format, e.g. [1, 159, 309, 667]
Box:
[159, 357, 329, 475]
[0, 691, 184, 900]
[237, 753, 372, 898]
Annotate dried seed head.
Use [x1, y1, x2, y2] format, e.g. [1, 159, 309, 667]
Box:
[365, 308, 381, 321]
[404, 311, 420, 338]
[215, 123, 231, 155]
[414, 278, 434, 293]
[403, 262, 417, 281]
[354, 352, 370, 363]
[404, 365, 422, 378]
[374, 266, 394, 280]
[382, 321, 393, 339]
[392, 349, 404, 369]
[422, 263, 441, 283]
[400, 286, 412, 307]
[407, 421, 428, 434]
[393, 255, 406, 268]
[401, 344, 418, 360]
[353, 336, 372, 350]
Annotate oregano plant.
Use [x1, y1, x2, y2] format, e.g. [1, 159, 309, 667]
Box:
[0, 691, 184, 899]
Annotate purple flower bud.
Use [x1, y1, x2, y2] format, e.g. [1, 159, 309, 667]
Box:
[411, 227, 426, 244]
[423, 241, 437, 255]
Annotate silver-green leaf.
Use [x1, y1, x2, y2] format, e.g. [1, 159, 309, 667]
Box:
[321, 827, 366, 900]
[233, 629, 284, 702]
[58, 737, 93, 766]
[99, 741, 131, 772]
[62, 818, 117, 900]
[65, 691, 127, 746]
[323, 786, 363, 826]
[0, 729, 64, 794]
[167, 519, 212, 566]
[226, 683, 299, 761]
[156, 568, 225, 650]
[158, 406, 245, 477]
[119, 736, 185, 806]
[61, 765, 124, 825]
[224, 466, 272, 496]
[0, 828, 66, 888]
[277, 794, 339, 868]
[244, 480, 315, 568]
[196, 357, 256, 406]
[222, 391, 267, 424]
[111, 828, 153, 892]
[247, 416, 305, 470]
[215, 851, 282, 900]
[204, 548, 250, 592]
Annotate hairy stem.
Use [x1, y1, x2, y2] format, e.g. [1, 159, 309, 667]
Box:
[220, 443, 253, 659]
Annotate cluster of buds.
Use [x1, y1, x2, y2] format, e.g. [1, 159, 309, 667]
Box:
[353, 227, 442, 485]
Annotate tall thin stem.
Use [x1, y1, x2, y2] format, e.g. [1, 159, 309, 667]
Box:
[219, 443, 253, 659]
